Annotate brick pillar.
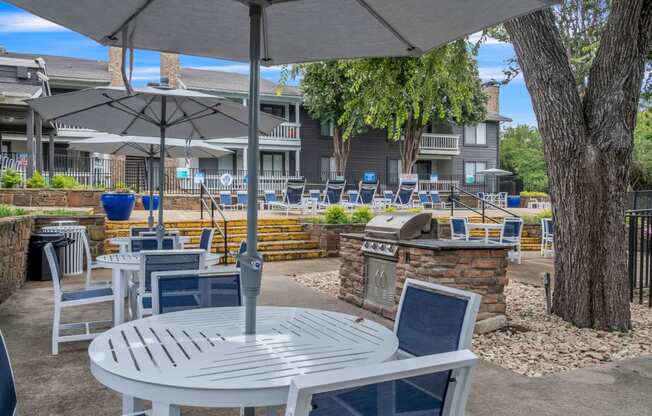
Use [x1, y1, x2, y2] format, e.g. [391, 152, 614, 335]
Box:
[108, 47, 123, 86]
[160, 53, 180, 88]
[483, 84, 500, 113]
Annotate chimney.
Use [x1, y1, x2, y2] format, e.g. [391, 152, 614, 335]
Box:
[108, 47, 123, 86]
[483, 83, 500, 114]
[160, 53, 180, 88]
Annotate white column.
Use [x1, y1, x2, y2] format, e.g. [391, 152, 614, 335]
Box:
[242, 148, 248, 170]
[295, 149, 300, 176]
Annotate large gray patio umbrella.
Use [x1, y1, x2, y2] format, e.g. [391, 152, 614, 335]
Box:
[68, 136, 232, 229]
[28, 85, 282, 249]
[476, 167, 513, 193]
[8, 0, 555, 339]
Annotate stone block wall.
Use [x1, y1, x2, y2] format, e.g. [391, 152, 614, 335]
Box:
[0, 189, 104, 212]
[302, 223, 366, 257]
[0, 216, 33, 304]
[339, 235, 509, 322]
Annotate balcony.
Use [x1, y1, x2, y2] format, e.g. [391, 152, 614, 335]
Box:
[419, 133, 460, 156]
[261, 121, 301, 142]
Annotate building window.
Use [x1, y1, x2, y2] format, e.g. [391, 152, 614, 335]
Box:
[320, 121, 333, 137]
[464, 161, 487, 183]
[260, 152, 284, 175]
[320, 156, 336, 181]
[464, 123, 487, 145]
[260, 103, 285, 119]
[388, 159, 401, 186]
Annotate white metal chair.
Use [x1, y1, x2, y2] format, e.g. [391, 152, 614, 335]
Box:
[0, 329, 17, 416]
[394, 279, 481, 358]
[498, 192, 508, 208]
[44, 243, 114, 355]
[151, 268, 241, 315]
[81, 229, 109, 289]
[491, 217, 524, 264]
[541, 218, 554, 257]
[284, 349, 478, 416]
[134, 250, 206, 318]
[527, 198, 540, 209]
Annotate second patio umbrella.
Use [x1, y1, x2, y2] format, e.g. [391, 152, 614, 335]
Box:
[28, 85, 283, 247]
[68, 136, 232, 229]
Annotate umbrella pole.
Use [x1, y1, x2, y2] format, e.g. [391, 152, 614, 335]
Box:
[157, 97, 167, 249]
[148, 153, 154, 230]
[241, 4, 263, 339]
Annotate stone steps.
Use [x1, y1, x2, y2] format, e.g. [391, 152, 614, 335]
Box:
[103, 218, 324, 260]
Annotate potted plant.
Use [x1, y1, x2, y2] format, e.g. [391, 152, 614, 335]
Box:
[141, 194, 160, 211]
[101, 182, 135, 221]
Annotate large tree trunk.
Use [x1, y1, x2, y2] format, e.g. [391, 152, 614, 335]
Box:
[400, 115, 422, 174]
[332, 126, 350, 176]
[505, 1, 651, 331]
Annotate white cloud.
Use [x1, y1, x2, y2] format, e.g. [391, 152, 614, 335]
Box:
[129, 66, 161, 81]
[0, 12, 67, 33]
[468, 31, 507, 46]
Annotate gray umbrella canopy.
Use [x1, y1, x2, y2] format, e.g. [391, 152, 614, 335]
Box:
[476, 168, 513, 176]
[7, 0, 555, 65]
[68, 136, 232, 229]
[10, 0, 555, 339]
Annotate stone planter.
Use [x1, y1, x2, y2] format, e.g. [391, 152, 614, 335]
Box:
[101, 192, 135, 221]
[302, 222, 366, 257]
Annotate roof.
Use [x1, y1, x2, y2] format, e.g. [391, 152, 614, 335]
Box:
[485, 111, 512, 123]
[0, 82, 42, 98]
[2, 51, 110, 83]
[180, 67, 300, 97]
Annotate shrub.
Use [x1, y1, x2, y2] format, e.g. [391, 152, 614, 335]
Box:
[50, 175, 80, 189]
[25, 171, 47, 188]
[324, 205, 349, 224]
[0, 205, 27, 218]
[521, 209, 553, 224]
[520, 191, 549, 198]
[113, 181, 134, 193]
[1, 168, 22, 188]
[383, 206, 397, 213]
[350, 206, 374, 223]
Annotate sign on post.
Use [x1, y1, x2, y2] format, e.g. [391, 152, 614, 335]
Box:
[176, 167, 189, 179]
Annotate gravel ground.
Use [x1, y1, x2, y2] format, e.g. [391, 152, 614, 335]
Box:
[290, 270, 652, 377]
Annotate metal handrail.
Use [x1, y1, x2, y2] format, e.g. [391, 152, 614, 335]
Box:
[200, 182, 228, 264]
[449, 185, 520, 223]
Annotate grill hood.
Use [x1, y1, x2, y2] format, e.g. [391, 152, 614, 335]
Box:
[364, 212, 435, 241]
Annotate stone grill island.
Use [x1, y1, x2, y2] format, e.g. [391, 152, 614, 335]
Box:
[338, 213, 511, 326]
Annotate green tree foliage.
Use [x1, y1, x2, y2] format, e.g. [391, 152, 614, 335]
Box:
[500, 125, 549, 192]
[292, 62, 366, 175]
[344, 40, 486, 173]
[632, 110, 652, 189]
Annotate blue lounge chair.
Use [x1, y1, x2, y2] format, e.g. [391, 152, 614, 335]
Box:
[343, 178, 378, 208]
[219, 191, 238, 210]
[264, 190, 278, 209]
[267, 177, 307, 215]
[199, 228, 215, 251]
[391, 179, 418, 208]
[490, 217, 524, 264]
[431, 190, 447, 208]
[321, 178, 346, 206]
[236, 191, 248, 209]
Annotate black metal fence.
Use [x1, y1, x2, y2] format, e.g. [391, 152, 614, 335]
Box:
[628, 190, 652, 210]
[626, 209, 652, 307]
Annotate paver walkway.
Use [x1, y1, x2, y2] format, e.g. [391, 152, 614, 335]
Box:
[0, 256, 650, 415]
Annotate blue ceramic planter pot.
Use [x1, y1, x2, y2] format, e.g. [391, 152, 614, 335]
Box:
[101, 192, 135, 221]
[141, 195, 160, 211]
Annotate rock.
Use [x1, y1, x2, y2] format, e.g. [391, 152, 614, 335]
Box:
[475, 315, 507, 334]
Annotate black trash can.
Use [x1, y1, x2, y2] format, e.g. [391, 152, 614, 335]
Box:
[27, 233, 74, 281]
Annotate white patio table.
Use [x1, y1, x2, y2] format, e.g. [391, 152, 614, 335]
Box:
[108, 236, 191, 253]
[467, 222, 504, 243]
[95, 252, 221, 325]
[89, 306, 398, 416]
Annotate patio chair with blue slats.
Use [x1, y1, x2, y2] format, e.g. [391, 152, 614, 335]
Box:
[44, 243, 114, 355]
[318, 178, 346, 208]
[490, 217, 524, 264]
[236, 191, 248, 209]
[346, 190, 358, 205]
[1, 330, 18, 416]
[129, 226, 152, 237]
[199, 228, 216, 252]
[285, 349, 478, 416]
[394, 279, 480, 358]
[431, 190, 448, 209]
[392, 179, 418, 208]
[134, 250, 206, 318]
[382, 190, 394, 207]
[151, 269, 242, 314]
[343, 178, 378, 209]
[264, 190, 278, 210]
[418, 190, 432, 208]
[449, 217, 469, 241]
[267, 177, 307, 215]
[541, 218, 554, 258]
[219, 191, 238, 210]
[129, 236, 177, 253]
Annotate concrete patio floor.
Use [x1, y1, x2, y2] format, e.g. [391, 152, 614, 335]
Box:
[1, 255, 650, 415]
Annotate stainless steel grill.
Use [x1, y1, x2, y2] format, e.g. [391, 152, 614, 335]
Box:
[362, 212, 437, 307]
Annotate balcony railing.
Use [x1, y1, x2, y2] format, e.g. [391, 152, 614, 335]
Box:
[419, 133, 460, 154]
[261, 122, 300, 141]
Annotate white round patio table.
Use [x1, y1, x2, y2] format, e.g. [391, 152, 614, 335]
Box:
[467, 222, 504, 243]
[108, 236, 191, 253]
[89, 306, 398, 415]
[95, 252, 221, 326]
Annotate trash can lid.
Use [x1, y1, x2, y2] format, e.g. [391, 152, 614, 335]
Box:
[30, 232, 65, 241]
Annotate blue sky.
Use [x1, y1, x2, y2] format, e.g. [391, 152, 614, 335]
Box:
[0, 1, 536, 126]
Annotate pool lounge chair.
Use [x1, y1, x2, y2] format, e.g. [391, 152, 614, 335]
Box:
[391, 179, 418, 208]
[317, 178, 346, 208]
[267, 177, 307, 216]
[219, 191, 238, 210]
[343, 178, 378, 209]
